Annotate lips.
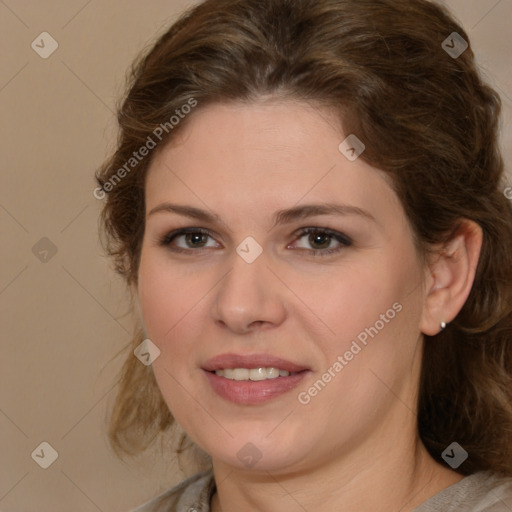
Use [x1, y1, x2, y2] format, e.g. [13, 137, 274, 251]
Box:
[202, 353, 309, 373]
[202, 353, 311, 405]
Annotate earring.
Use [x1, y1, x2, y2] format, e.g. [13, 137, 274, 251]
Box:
[440, 321, 447, 330]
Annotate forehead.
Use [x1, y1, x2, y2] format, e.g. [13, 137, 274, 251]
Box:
[145, 100, 399, 223]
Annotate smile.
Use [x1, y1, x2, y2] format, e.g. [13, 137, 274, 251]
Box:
[214, 367, 298, 380]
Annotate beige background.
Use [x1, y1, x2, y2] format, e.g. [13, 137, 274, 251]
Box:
[1, 1, 511, 511]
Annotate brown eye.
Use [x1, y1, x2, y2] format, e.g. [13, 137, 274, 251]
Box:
[160, 228, 219, 251]
[308, 232, 332, 249]
[290, 227, 352, 257]
[184, 232, 209, 248]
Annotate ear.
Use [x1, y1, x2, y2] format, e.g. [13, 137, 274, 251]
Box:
[420, 220, 483, 336]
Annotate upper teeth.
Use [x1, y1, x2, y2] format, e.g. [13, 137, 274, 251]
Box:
[215, 367, 295, 380]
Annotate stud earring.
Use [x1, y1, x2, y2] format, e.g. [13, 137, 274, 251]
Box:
[440, 321, 447, 330]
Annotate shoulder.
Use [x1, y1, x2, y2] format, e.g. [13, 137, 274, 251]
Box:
[413, 471, 512, 512]
[130, 470, 215, 512]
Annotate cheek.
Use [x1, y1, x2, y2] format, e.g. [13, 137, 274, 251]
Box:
[293, 259, 423, 437]
[137, 256, 172, 339]
[301, 252, 423, 368]
[137, 251, 200, 340]
[136, 250, 215, 387]
[136, 253, 204, 411]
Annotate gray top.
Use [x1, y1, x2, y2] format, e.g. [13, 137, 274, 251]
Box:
[131, 469, 512, 512]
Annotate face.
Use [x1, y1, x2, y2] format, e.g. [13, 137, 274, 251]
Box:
[137, 100, 428, 474]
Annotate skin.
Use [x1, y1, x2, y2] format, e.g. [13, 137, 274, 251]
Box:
[136, 99, 482, 512]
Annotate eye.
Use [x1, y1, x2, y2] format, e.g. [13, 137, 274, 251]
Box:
[158, 226, 352, 257]
[289, 227, 352, 256]
[159, 228, 220, 252]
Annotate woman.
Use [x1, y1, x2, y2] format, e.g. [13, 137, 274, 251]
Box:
[96, 0, 512, 510]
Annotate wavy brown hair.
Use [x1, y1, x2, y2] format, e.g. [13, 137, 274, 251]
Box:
[96, 0, 512, 475]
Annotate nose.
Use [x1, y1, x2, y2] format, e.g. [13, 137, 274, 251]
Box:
[211, 250, 287, 334]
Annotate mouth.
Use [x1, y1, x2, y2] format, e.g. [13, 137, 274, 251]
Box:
[212, 367, 300, 380]
[202, 353, 310, 405]
[202, 352, 309, 373]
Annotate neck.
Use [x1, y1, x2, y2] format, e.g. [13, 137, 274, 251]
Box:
[210, 433, 463, 512]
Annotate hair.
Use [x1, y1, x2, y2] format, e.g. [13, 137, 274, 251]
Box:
[96, 0, 512, 476]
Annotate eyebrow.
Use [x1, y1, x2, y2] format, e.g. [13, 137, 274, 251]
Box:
[147, 202, 375, 227]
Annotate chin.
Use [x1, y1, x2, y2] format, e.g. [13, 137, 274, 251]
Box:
[199, 430, 312, 474]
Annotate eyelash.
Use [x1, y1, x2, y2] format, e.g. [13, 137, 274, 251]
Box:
[159, 227, 353, 257]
